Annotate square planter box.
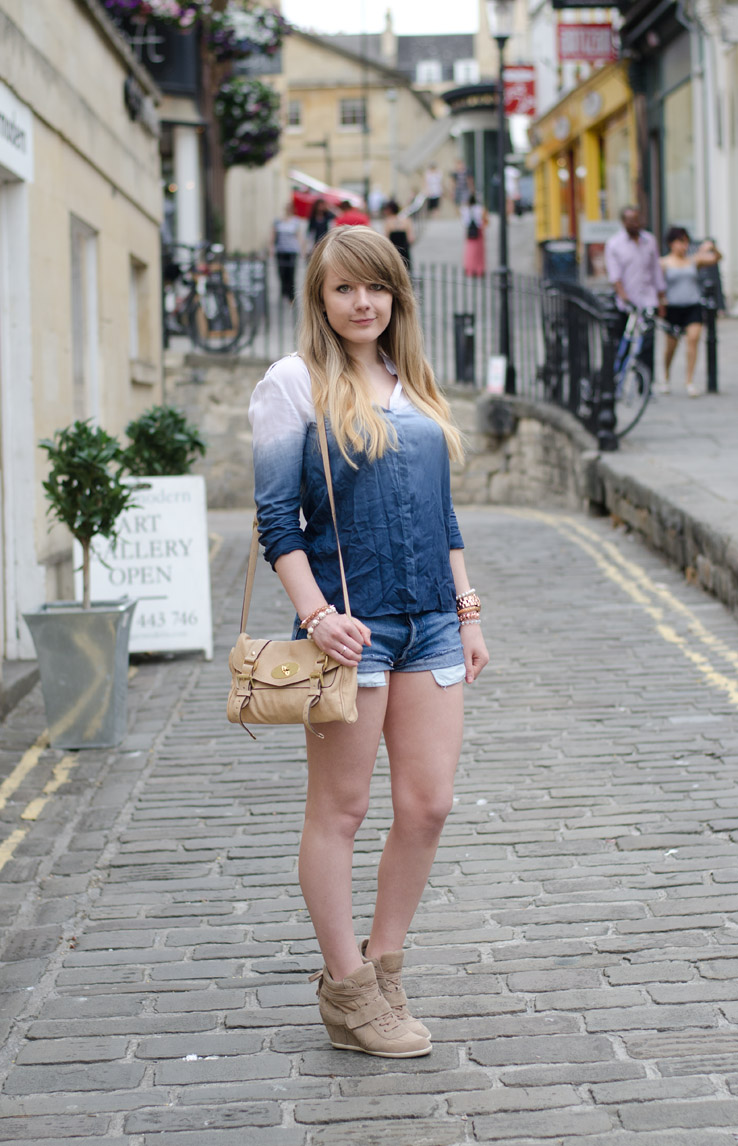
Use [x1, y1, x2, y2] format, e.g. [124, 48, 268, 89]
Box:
[23, 599, 136, 749]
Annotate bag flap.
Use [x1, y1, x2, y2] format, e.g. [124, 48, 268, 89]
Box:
[231, 634, 337, 687]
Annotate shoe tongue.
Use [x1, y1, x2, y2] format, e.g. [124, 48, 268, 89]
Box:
[346, 961, 376, 987]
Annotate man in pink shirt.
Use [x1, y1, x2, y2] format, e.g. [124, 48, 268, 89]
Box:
[333, 200, 370, 227]
[605, 206, 667, 375]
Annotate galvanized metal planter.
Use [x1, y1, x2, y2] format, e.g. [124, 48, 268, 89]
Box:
[23, 599, 136, 749]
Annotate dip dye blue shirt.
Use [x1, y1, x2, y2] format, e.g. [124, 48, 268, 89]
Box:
[248, 353, 464, 617]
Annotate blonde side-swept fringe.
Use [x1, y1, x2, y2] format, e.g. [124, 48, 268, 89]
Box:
[298, 227, 464, 466]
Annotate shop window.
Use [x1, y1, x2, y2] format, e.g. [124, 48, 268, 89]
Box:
[339, 98, 366, 130]
[604, 111, 631, 221]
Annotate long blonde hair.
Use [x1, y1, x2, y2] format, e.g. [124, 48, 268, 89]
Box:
[298, 226, 463, 464]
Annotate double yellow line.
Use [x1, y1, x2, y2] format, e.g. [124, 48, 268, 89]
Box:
[0, 733, 77, 873]
[505, 509, 738, 709]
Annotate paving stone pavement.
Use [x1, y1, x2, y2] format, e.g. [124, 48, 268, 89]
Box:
[3, 505, 738, 1145]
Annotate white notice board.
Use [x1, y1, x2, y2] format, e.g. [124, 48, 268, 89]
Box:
[75, 475, 213, 659]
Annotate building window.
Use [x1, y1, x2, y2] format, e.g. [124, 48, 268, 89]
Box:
[416, 60, 442, 85]
[339, 98, 366, 129]
[454, 59, 479, 85]
[286, 99, 302, 131]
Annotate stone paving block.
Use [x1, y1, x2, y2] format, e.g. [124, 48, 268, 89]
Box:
[0, 1114, 109, 1139]
[14, 1036, 129, 1064]
[618, 1098, 738, 1131]
[154, 1051, 291, 1085]
[3, 1062, 146, 1093]
[623, 1030, 738, 1058]
[604, 961, 694, 984]
[473, 1107, 613, 1138]
[0, 958, 47, 990]
[533, 987, 646, 1011]
[590, 1075, 717, 1103]
[295, 1094, 437, 1123]
[306, 1118, 464, 1146]
[0, 1090, 170, 1117]
[135, 1031, 263, 1058]
[125, 1101, 281, 1131]
[298, 1043, 460, 1076]
[469, 1034, 617, 1067]
[140, 1132, 306, 1146]
[584, 1003, 718, 1032]
[498, 1062, 647, 1088]
[447, 1083, 579, 1114]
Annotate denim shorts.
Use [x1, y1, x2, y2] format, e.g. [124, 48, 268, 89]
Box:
[293, 610, 465, 688]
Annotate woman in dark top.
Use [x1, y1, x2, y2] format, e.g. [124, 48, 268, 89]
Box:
[382, 199, 415, 271]
[306, 198, 335, 253]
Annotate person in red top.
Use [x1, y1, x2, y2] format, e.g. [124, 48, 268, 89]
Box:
[333, 199, 370, 227]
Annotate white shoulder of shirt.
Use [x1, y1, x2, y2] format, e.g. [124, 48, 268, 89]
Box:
[252, 352, 411, 423]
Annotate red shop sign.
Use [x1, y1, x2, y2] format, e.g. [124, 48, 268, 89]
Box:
[557, 23, 616, 63]
[504, 65, 536, 117]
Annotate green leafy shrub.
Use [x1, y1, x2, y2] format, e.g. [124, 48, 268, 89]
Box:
[122, 405, 206, 477]
[40, 421, 139, 609]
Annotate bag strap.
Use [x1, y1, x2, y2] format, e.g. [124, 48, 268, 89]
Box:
[240, 410, 351, 633]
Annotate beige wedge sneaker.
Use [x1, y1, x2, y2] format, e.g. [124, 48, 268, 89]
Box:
[309, 960, 431, 1058]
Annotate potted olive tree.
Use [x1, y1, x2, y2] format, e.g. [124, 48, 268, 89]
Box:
[24, 421, 141, 749]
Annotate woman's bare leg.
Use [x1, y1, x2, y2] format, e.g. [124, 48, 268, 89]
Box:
[365, 672, 464, 957]
[684, 321, 702, 389]
[299, 684, 388, 981]
[663, 332, 679, 382]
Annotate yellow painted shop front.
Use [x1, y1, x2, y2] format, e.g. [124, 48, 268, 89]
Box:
[528, 63, 638, 278]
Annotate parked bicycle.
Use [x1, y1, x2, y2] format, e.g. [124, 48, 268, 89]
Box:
[613, 306, 681, 438]
[163, 242, 257, 354]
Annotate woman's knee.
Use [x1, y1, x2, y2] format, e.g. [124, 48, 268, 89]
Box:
[393, 788, 454, 839]
[305, 793, 370, 838]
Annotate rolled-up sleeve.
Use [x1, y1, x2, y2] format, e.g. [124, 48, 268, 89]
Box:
[449, 501, 464, 550]
[249, 359, 311, 567]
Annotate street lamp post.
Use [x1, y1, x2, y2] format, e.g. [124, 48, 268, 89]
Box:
[487, 0, 516, 394]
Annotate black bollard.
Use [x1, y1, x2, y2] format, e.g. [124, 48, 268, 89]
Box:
[702, 279, 718, 394]
[596, 295, 619, 451]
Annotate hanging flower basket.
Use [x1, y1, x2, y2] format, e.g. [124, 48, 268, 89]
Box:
[208, 3, 289, 62]
[214, 76, 281, 168]
[101, 0, 207, 29]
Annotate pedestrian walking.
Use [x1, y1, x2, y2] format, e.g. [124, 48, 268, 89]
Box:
[305, 197, 335, 254]
[424, 163, 443, 213]
[658, 226, 722, 397]
[604, 205, 666, 377]
[382, 198, 415, 271]
[460, 194, 487, 277]
[451, 159, 473, 210]
[248, 226, 489, 1058]
[271, 200, 302, 302]
[333, 198, 370, 227]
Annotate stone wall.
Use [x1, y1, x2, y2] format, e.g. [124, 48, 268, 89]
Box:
[164, 352, 599, 513]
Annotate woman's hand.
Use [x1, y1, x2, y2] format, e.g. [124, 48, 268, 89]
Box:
[461, 624, 489, 683]
[309, 612, 371, 666]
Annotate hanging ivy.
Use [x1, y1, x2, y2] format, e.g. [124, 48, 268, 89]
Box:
[214, 76, 281, 168]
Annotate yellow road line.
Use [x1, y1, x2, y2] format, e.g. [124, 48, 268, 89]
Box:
[21, 755, 78, 821]
[0, 732, 49, 812]
[503, 508, 738, 709]
[0, 827, 29, 873]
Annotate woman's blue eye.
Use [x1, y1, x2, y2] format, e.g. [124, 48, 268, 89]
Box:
[369, 283, 385, 291]
[336, 284, 351, 293]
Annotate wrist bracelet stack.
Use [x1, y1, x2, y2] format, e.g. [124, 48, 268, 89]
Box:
[456, 588, 481, 627]
[300, 604, 337, 636]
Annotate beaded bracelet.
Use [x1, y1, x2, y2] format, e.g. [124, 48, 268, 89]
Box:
[301, 604, 337, 635]
[460, 618, 482, 626]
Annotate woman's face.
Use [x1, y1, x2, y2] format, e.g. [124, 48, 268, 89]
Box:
[670, 234, 689, 256]
[321, 266, 393, 350]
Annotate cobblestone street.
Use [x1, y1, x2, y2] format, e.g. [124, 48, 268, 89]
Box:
[3, 505, 738, 1144]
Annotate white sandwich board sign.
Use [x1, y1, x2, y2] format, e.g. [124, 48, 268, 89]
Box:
[75, 474, 213, 659]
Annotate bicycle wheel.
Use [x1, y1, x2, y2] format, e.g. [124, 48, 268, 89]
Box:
[189, 280, 243, 353]
[614, 360, 651, 439]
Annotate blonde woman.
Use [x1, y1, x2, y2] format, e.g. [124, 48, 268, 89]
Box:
[249, 227, 488, 1058]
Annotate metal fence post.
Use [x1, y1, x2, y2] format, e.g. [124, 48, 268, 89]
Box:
[597, 295, 619, 451]
[703, 279, 718, 394]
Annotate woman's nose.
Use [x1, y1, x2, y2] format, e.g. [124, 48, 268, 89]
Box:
[354, 287, 371, 308]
